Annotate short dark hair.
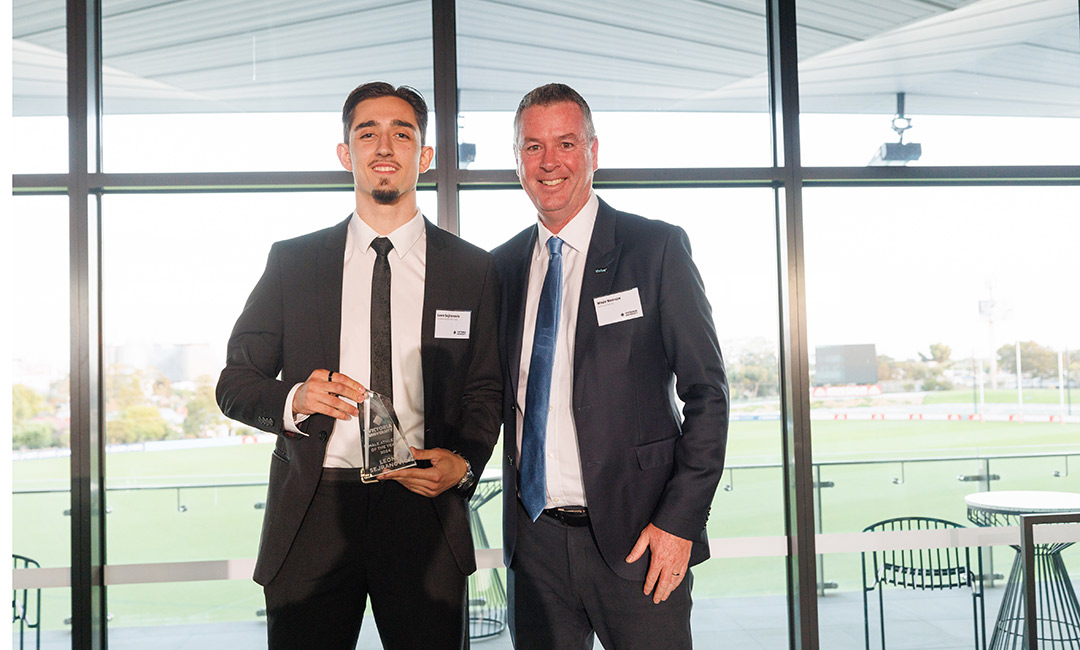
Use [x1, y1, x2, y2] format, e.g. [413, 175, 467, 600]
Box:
[513, 83, 596, 148]
[341, 82, 429, 144]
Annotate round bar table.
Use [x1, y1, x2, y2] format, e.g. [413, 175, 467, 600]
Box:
[966, 491, 1080, 649]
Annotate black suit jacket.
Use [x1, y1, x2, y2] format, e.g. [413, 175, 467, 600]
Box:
[217, 215, 502, 586]
[493, 198, 728, 581]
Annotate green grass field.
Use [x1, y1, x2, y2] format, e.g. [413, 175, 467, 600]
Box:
[13, 417, 1080, 630]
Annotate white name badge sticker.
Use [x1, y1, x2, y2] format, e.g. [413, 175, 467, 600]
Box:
[593, 288, 644, 327]
[434, 310, 472, 339]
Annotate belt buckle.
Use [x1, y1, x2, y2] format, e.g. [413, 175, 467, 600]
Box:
[549, 506, 588, 526]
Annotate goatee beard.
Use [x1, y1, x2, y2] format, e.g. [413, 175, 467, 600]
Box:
[372, 189, 400, 205]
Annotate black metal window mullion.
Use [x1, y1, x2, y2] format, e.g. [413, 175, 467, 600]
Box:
[67, 0, 107, 648]
[431, 0, 461, 234]
[767, 0, 819, 648]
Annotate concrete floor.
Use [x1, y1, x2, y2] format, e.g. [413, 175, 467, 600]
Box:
[14, 583, 1026, 650]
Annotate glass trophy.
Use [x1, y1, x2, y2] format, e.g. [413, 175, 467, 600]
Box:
[359, 391, 416, 483]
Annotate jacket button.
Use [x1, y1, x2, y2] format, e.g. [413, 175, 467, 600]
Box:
[318, 431, 329, 442]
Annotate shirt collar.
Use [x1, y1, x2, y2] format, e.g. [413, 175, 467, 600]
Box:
[534, 192, 598, 261]
[349, 208, 426, 259]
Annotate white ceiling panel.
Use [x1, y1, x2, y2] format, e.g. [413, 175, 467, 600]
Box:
[12, 0, 1079, 119]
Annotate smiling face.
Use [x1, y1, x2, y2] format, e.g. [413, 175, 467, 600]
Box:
[337, 95, 433, 208]
[515, 101, 599, 233]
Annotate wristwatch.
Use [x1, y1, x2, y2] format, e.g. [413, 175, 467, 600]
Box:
[455, 456, 476, 491]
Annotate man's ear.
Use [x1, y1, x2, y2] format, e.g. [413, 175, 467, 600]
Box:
[419, 145, 434, 173]
[590, 137, 599, 172]
[336, 142, 352, 171]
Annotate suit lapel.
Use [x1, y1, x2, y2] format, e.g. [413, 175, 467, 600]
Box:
[573, 199, 621, 387]
[421, 218, 450, 447]
[505, 226, 538, 404]
[317, 216, 350, 370]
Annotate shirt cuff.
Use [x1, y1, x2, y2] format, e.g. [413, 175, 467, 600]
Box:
[283, 383, 309, 434]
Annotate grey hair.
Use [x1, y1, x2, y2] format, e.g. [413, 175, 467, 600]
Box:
[513, 83, 596, 148]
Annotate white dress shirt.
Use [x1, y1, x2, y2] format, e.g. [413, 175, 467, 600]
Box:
[516, 192, 598, 508]
[284, 210, 427, 467]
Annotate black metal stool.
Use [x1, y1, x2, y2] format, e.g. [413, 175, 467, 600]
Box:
[12, 554, 41, 650]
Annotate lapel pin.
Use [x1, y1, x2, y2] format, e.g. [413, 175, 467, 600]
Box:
[594, 267, 607, 273]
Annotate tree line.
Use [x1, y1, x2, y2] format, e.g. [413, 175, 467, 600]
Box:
[878, 340, 1076, 392]
[12, 341, 1076, 449]
[11, 367, 232, 450]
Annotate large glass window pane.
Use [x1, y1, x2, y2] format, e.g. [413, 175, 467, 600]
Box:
[797, 2, 1080, 166]
[460, 186, 786, 648]
[100, 190, 435, 640]
[12, 0, 67, 173]
[100, 1, 434, 172]
[691, 557, 789, 650]
[106, 581, 264, 644]
[456, 1, 772, 169]
[805, 186, 1080, 641]
[10, 196, 73, 643]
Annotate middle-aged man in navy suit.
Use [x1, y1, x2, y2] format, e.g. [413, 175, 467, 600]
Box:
[492, 83, 729, 650]
[217, 82, 501, 650]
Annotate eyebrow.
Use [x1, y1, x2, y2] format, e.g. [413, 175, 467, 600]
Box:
[523, 132, 580, 142]
[352, 119, 418, 134]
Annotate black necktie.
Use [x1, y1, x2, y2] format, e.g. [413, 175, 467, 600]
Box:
[370, 237, 394, 401]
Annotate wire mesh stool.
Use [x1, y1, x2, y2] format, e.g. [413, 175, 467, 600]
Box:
[12, 554, 41, 650]
[967, 494, 1080, 650]
[861, 517, 986, 650]
[467, 478, 507, 641]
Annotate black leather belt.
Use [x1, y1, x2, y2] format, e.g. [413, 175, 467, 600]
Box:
[319, 467, 368, 485]
[542, 507, 590, 527]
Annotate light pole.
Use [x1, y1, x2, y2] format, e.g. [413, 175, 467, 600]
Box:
[1016, 340, 1024, 421]
[1059, 349, 1066, 423]
[1067, 348, 1073, 416]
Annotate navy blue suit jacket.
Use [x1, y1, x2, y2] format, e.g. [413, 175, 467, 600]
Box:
[493, 197, 728, 581]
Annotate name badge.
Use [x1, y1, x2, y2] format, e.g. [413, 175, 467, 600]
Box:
[434, 310, 471, 339]
[593, 288, 643, 327]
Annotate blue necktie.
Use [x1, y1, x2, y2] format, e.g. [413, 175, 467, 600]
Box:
[521, 236, 564, 521]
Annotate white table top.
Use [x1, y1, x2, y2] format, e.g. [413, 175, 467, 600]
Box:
[965, 490, 1080, 514]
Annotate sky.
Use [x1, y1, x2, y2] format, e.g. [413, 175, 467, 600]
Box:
[8, 109, 1080, 390]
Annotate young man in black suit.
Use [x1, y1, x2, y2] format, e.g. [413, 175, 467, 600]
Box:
[217, 82, 501, 650]
[493, 83, 729, 649]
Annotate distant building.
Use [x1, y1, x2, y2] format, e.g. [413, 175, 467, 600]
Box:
[107, 343, 220, 383]
[813, 344, 878, 386]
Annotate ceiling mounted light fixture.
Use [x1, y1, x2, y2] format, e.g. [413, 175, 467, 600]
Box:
[869, 92, 922, 166]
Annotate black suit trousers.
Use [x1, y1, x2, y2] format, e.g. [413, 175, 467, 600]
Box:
[263, 471, 468, 650]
